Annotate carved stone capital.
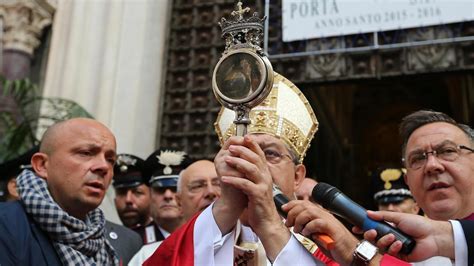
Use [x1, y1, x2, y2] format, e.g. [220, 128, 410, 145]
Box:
[0, 0, 56, 56]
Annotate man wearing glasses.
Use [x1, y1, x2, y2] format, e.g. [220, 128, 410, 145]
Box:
[282, 110, 474, 266]
[176, 160, 221, 222]
[369, 110, 474, 265]
[129, 160, 222, 265]
[400, 110, 474, 222]
[346, 111, 474, 265]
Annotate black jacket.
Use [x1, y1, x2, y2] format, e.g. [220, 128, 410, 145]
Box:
[459, 220, 474, 266]
[0, 201, 61, 266]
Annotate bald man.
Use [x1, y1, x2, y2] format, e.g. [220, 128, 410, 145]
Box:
[128, 160, 221, 265]
[177, 160, 221, 221]
[0, 118, 119, 265]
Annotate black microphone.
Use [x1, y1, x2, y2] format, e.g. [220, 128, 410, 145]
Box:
[273, 185, 335, 249]
[272, 185, 290, 218]
[312, 182, 415, 254]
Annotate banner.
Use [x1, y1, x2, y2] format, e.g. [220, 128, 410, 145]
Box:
[282, 0, 474, 42]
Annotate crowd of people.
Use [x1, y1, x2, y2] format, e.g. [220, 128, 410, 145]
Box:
[0, 79, 473, 265]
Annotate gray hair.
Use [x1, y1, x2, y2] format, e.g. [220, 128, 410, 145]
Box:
[459, 124, 474, 144]
[176, 170, 185, 193]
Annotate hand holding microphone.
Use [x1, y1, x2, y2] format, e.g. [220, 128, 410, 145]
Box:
[273, 185, 335, 251]
[312, 182, 416, 255]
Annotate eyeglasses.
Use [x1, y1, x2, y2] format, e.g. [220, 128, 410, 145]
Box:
[403, 144, 474, 170]
[187, 179, 221, 193]
[152, 186, 177, 194]
[263, 148, 294, 164]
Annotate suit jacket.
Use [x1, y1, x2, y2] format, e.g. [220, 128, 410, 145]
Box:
[0, 201, 61, 266]
[459, 220, 474, 266]
[105, 220, 143, 265]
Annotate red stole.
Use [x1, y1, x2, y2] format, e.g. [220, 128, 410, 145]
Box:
[142, 213, 199, 266]
[463, 213, 474, 221]
[143, 212, 337, 266]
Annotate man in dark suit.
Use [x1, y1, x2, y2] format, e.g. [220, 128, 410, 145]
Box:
[284, 111, 474, 265]
[459, 220, 474, 265]
[0, 143, 144, 265]
[0, 118, 118, 265]
[105, 220, 143, 265]
[366, 111, 473, 265]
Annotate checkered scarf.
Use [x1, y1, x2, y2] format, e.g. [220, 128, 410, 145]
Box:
[17, 170, 119, 266]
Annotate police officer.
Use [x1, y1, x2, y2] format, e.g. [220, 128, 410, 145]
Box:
[372, 167, 420, 214]
[143, 148, 191, 242]
[0, 147, 38, 202]
[113, 154, 154, 244]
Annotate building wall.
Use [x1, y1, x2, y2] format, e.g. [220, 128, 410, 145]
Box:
[41, 0, 172, 223]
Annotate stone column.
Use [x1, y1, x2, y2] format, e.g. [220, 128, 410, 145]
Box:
[0, 0, 55, 159]
[0, 0, 55, 79]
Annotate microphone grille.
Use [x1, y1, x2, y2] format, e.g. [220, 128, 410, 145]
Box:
[311, 182, 340, 208]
